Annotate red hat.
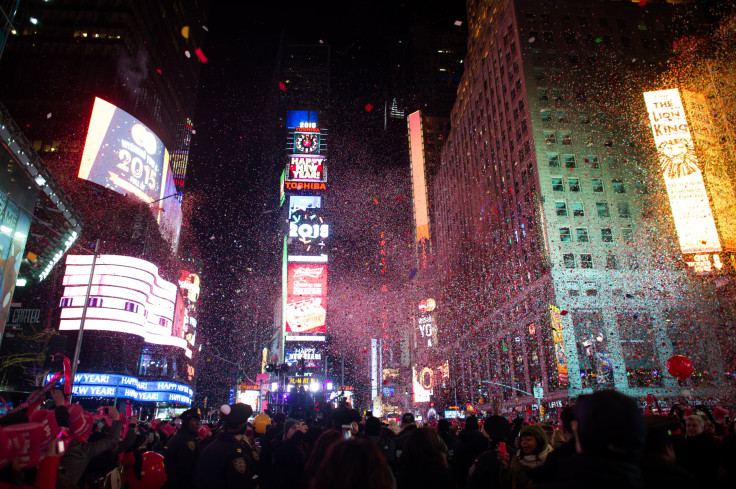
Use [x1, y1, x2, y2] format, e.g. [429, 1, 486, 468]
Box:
[3, 423, 43, 469]
[159, 423, 175, 439]
[0, 426, 23, 469]
[29, 409, 61, 451]
[70, 412, 94, 442]
[713, 406, 729, 423]
[196, 425, 211, 441]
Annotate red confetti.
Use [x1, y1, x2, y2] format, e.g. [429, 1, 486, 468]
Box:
[560, 310, 568, 316]
[373, 199, 379, 204]
[398, 197, 403, 201]
[278, 81, 286, 91]
[365, 103, 374, 112]
[638, 0, 647, 6]
[194, 47, 208, 63]
[156, 69, 162, 74]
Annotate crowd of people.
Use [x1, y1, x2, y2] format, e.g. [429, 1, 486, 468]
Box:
[0, 388, 734, 489]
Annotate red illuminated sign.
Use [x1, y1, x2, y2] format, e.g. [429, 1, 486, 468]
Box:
[288, 155, 326, 182]
[285, 264, 327, 335]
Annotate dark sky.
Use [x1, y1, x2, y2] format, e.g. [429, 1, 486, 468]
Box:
[186, 0, 467, 406]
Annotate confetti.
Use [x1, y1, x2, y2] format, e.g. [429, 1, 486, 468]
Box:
[365, 103, 374, 112]
[46, 113, 52, 119]
[184, 50, 191, 58]
[194, 47, 208, 63]
[278, 81, 286, 91]
[181, 26, 190, 39]
[454, 20, 463, 27]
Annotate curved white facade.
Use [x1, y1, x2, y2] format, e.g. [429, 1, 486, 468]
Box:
[59, 254, 187, 350]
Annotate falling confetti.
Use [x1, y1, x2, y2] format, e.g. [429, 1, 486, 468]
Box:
[365, 103, 374, 112]
[46, 113, 52, 119]
[278, 81, 286, 91]
[194, 47, 208, 63]
[202, 25, 208, 32]
[181, 26, 190, 39]
[454, 20, 463, 26]
[528, 37, 536, 43]
[184, 50, 191, 58]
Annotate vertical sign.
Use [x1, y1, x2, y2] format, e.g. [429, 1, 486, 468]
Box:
[549, 305, 569, 385]
[408, 111, 430, 269]
[643, 89, 721, 254]
[371, 338, 378, 399]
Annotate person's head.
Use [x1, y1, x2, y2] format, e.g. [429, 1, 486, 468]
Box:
[400, 412, 415, 428]
[221, 403, 253, 437]
[180, 407, 201, 434]
[400, 427, 449, 469]
[572, 390, 646, 462]
[273, 412, 287, 425]
[464, 415, 479, 431]
[685, 415, 705, 438]
[559, 407, 576, 440]
[388, 419, 401, 434]
[483, 415, 511, 445]
[365, 417, 382, 437]
[304, 429, 342, 481]
[437, 419, 450, 433]
[519, 425, 548, 456]
[284, 418, 306, 439]
[311, 438, 395, 489]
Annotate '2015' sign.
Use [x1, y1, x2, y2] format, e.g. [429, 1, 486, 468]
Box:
[290, 222, 329, 240]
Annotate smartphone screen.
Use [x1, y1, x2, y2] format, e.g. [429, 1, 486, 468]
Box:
[56, 438, 66, 455]
[341, 424, 352, 440]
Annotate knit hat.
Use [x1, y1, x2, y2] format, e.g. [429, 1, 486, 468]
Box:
[519, 424, 549, 454]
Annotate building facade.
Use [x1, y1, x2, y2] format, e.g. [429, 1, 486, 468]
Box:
[433, 0, 726, 412]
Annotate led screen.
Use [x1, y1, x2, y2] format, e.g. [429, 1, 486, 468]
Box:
[289, 196, 322, 219]
[79, 97, 167, 203]
[285, 264, 327, 335]
[408, 111, 430, 243]
[549, 305, 569, 385]
[284, 342, 323, 368]
[288, 196, 328, 258]
[58, 254, 187, 350]
[287, 155, 326, 182]
[412, 366, 432, 403]
[643, 89, 721, 254]
[286, 110, 318, 129]
[45, 373, 192, 405]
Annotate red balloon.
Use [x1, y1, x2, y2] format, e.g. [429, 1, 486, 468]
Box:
[666, 355, 693, 380]
[126, 452, 167, 489]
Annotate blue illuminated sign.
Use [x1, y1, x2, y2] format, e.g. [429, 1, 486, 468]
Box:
[44, 373, 193, 405]
[286, 110, 318, 129]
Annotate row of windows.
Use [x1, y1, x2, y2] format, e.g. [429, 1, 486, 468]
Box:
[563, 253, 624, 270]
[543, 130, 614, 148]
[547, 154, 627, 170]
[58, 297, 168, 326]
[559, 227, 613, 243]
[554, 201, 631, 220]
[551, 177, 627, 195]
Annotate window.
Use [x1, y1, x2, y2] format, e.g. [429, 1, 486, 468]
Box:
[555, 201, 568, 216]
[540, 109, 552, 122]
[621, 226, 633, 242]
[584, 282, 598, 296]
[159, 318, 167, 327]
[580, 113, 590, 124]
[544, 130, 556, 144]
[592, 179, 603, 192]
[124, 302, 138, 313]
[547, 153, 560, 167]
[552, 178, 564, 191]
[601, 228, 613, 242]
[586, 155, 599, 168]
[581, 254, 593, 268]
[618, 202, 631, 218]
[572, 202, 584, 217]
[612, 179, 625, 193]
[568, 178, 580, 192]
[89, 298, 103, 307]
[603, 136, 613, 147]
[596, 202, 610, 218]
[606, 254, 618, 270]
[564, 154, 576, 168]
[534, 67, 546, 80]
[60, 297, 72, 308]
[560, 227, 572, 242]
[538, 88, 549, 100]
[563, 253, 576, 268]
[576, 228, 589, 242]
[561, 133, 572, 145]
[557, 110, 569, 123]
[567, 281, 580, 297]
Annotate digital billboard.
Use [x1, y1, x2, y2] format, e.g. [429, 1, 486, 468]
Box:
[412, 366, 433, 403]
[45, 373, 192, 405]
[285, 264, 327, 336]
[408, 111, 430, 245]
[284, 342, 323, 368]
[79, 97, 182, 250]
[287, 155, 327, 183]
[643, 89, 721, 254]
[288, 196, 328, 258]
[58, 254, 188, 350]
[549, 305, 569, 385]
[79, 97, 167, 204]
[286, 110, 318, 129]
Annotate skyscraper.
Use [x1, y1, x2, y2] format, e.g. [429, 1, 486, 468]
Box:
[433, 0, 725, 410]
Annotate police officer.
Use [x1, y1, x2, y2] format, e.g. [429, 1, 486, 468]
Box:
[163, 407, 201, 489]
[195, 403, 260, 489]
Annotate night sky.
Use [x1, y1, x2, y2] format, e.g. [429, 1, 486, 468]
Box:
[186, 1, 467, 406]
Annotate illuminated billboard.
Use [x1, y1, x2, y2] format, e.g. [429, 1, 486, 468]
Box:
[549, 305, 569, 385]
[59, 255, 188, 351]
[79, 97, 181, 250]
[286, 110, 318, 129]
[287, 155, 327, 183]
[408, 111, 430, 244]
[643, 89, 721, 254]
[284, 342, 323, 368]
[45, 373, 192, 405]
[288, 196, 328, 258]
[285, 264, 327, 336]
[79, 97, 168, 204]
[412, 366, 433, 403]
